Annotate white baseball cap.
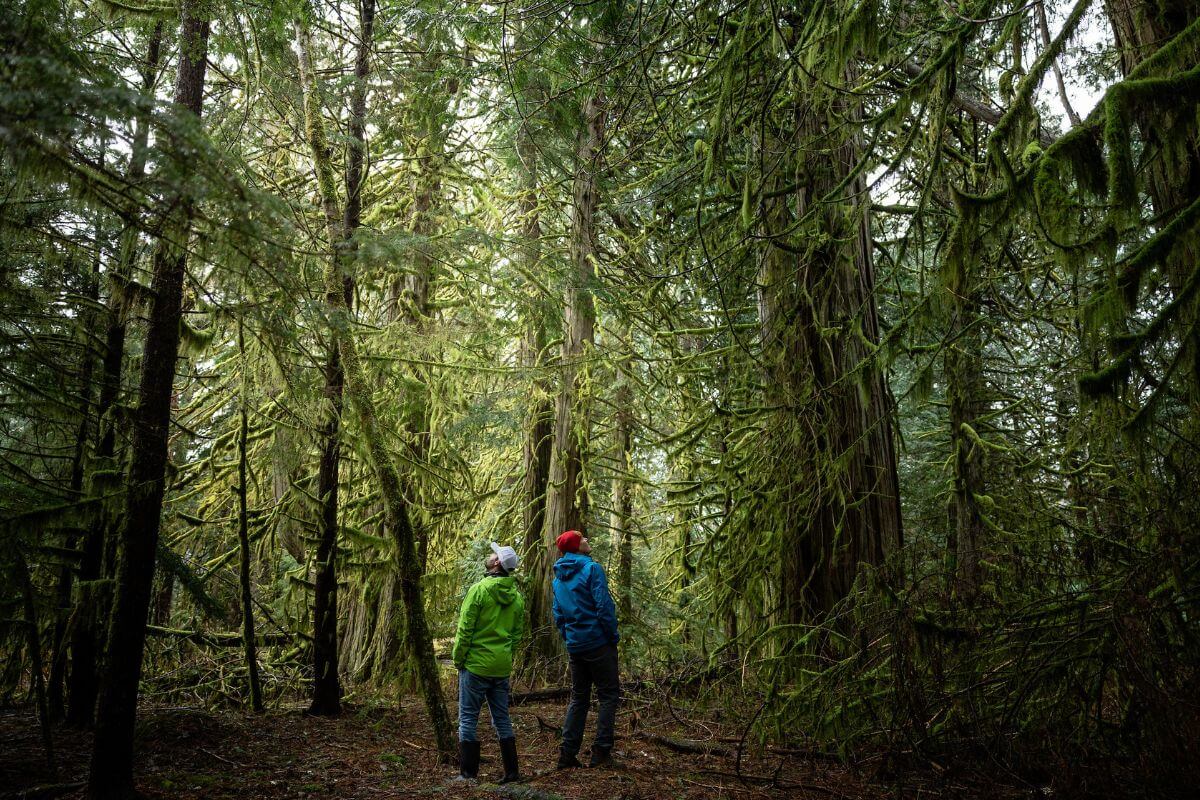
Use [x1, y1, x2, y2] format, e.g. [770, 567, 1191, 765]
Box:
[489, 542, 519, 572]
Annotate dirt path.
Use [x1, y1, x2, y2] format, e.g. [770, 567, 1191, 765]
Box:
[0, 703, 1011, 799]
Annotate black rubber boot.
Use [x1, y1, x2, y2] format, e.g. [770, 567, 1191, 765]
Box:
[556, 748, 582, 769]
[498, 737, 522, 783]
[458, 740, 480, 780]
[588, 745, 613, 768]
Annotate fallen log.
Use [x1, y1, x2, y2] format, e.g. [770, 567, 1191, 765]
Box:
[145, 625, 295, 648]
[637, 730, 733, 758]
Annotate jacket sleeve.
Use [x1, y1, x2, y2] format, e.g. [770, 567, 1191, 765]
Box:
[510, 591, 526, 652]
[589, 564, 620, 645]
[552, 581, 566, 639]
[452, 584, 480, 669]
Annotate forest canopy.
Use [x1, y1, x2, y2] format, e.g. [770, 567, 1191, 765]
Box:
[1, 0, 1198, 797]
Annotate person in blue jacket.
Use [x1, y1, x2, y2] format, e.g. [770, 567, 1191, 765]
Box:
[552, 529, 620, 768]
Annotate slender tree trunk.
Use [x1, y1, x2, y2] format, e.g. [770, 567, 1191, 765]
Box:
[88, 8, 208, 797]
[611, 324, 634, 619]
[946, 295, 987, 600]
[236, 320, 264, 713]
[604, 311, 633, 618]
[68, 22, 164, 728]
[538, 93, 604, 620]
[717, 415, 739, 662]
[307, 0, 375, 715]
[514, 43, 556, 660]
[17, 550, 56, 774]
[50, 232, 102, 720]
[150, 572, 173, 626]
[609, 316, 638, 618]
[309, 332, 346, 716]
[296, 9, 453, 759]
[672, 453, 697, 644]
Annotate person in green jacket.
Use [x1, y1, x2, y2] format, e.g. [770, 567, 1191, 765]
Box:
[452, 542, 525, 783]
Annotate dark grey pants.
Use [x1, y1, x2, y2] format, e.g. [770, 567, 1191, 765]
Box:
[560, 642, 620, 755]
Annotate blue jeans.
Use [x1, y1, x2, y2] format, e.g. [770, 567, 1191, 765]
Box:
[561, 642, 620, 755]
[458, 669, 514, 743]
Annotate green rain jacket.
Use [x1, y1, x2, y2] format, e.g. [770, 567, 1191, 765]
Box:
[452, 574, 525, 678]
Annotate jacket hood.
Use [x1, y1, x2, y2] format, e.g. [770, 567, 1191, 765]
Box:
[553, 552, 591, 580]
[483, 575, 520, 606]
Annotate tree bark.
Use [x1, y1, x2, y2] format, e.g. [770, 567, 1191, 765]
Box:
[760, 88, 903, 624]
[537, 94, 604, 633]
[1103, 0, 1200, 395]
[309, 330, 345, 716]
[87, 7, 208, 797]
[236, 320, 264, 713]
[611, 334, 634, 619]
[946, 289, 987, 600]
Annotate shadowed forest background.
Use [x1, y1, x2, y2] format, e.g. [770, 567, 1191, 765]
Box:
[2, 0, 1199, 797]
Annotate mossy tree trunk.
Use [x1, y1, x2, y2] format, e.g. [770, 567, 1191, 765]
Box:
[236, 320, 264, 713]
[296, 6, 454, 759]
[67, 21, 164, 729]
[535, 93, 604, 657]
[310, 327, 346, 716]
[760, 97, 903, 625]
[306, 0, 375, 717]
[945, 283, 988, 601]
[513, 24, 556, 660]
[1104, 0, 1200, 395]
[87, 7, 209, 797]
[611, 325, 634, 619]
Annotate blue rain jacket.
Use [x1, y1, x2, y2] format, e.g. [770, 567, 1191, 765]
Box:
[552, 552, 620, 654]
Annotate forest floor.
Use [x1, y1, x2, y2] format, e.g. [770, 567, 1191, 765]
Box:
[1, 700, 1027, 800]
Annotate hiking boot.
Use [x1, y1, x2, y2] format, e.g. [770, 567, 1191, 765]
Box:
[556, 749, 583, 769]
[457, 740, 480, 780]
[498, 736, 522, 783]
[588, 745, 613, 768]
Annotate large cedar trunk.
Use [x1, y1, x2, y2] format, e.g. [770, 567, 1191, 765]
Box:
[377, 37, 453, 676]
[1100, 0, 1200, 757]
[533, 94, 604, 656]
[760, 99, 902, 625]
[87, 7, 209, 797]
[1103, 0, 1200, 394]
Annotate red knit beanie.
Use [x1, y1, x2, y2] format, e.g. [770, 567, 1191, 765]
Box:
[556, 530, 582, 553]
